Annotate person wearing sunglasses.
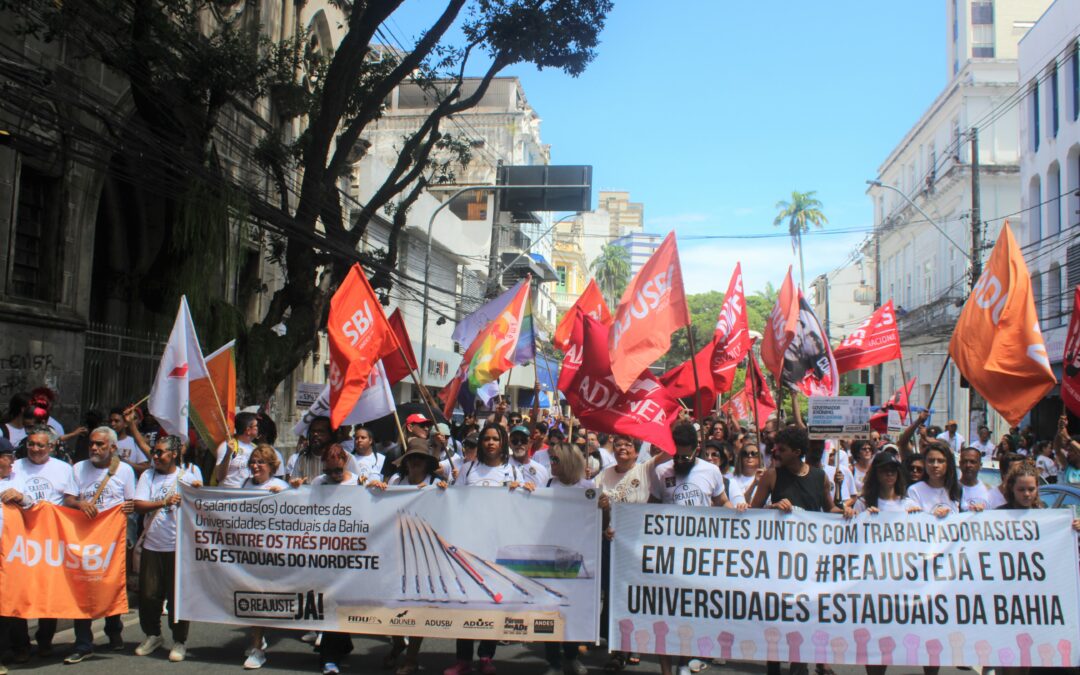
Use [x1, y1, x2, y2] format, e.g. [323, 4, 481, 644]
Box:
[844, 452, 913, 516]
[508, 425, 549, 487]
[729, 443, 765, 506]
[310, 445, 356, 486]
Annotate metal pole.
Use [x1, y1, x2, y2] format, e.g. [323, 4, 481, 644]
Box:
[418, 184, 589, 388]
[968, 128, 987, 441]
[866, 180, 971, 259]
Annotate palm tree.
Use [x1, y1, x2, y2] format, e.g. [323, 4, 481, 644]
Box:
[773, 190, 828, 290]
[590, 244, 631, 307]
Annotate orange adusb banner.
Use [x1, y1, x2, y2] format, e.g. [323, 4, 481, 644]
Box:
[0, 503, 127, 619]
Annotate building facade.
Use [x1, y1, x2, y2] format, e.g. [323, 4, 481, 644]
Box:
[612, 231, 662, 277]
[867, 0, 1050, 439]
[1018, 0, 1080, 433]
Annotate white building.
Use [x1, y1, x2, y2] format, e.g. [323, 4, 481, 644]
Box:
[1018, 0, 1080, 435]
[867, 0, 1049, 439]
[611, 231, 662, 277]
[810, 256, 876, 344]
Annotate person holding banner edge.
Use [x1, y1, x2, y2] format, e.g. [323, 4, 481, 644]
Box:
[65, 427, 137, 664]
[445, 423, 535, 675]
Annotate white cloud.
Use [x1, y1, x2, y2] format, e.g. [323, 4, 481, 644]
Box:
[678, 232, 867, 296]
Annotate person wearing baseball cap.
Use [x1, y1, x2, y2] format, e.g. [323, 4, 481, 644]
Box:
[508, 425, 549, 486]
[405, 414, 433, 439]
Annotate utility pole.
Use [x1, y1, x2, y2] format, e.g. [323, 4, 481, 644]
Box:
[873, 220, 883, 406]
[968, 128, 987, 440]
[485, 160, 505, 299]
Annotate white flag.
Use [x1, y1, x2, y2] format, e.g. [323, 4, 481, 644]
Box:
[293, 361, 395, 436]
[149, 297, 209, 439]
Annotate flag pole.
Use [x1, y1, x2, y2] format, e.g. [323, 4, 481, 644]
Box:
[391, 407, 408, 450]
[897, 356, 912, 424]
[925, 355, 951, 419]
[746, 355, 761, 437]
[685, 326, 705, 447]
[123, 394, 151, 416]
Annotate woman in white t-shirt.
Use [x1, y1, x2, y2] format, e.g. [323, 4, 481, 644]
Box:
[446, 424, 533, 675]
[728, 443, 764, 507]
[850, 440, 874, 492]
[905, 442, 961, 516]
[845, 451, 915, 515]
[240, 446, 289, 670]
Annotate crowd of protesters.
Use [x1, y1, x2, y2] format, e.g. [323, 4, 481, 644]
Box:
[0, 387, 1079, 675]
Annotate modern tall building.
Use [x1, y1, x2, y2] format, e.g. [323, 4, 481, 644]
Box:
[612, 231, 662, 277]
[1017, 0, 1080, 434]
[866, 0, 1050, 439]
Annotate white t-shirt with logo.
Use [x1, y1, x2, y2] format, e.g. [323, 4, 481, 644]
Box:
[73, 460, 137, 510]
[960, 481, 1000, 511]
[115, 435, 148, 467]
[454, 461, 519, 487]
[351, 452, 386, 483]
[510, 458, 550, 486]
[242, 476, 290, 492]
[852, 495, 915, 514]
[652, 460, 726, 507]
[598, 457, 663, 505]
[971, 439, 996, 462]
[1036, 455, 1059, 479]
[135, 465, 203, 552]
[906, 481, 960, 514]
[13, 457, 76, 505]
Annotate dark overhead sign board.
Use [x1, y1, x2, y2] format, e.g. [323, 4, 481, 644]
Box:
[497, 165, 592, 213]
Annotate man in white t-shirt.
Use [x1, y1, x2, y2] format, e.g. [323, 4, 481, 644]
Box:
[214, 412, 283, 487]
[970, 425, 996, 463]
[108, 408, 150, 473]
[936, 420, 965, 455]
[508, 425, 550, 486]
[134, 435, 203, 662]
[10, 425, 78, 655]
[958, 447, 1004, 511]
[66, 427, 137, 662]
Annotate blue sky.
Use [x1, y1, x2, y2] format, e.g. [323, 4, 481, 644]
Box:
[387, 2, 948, 294]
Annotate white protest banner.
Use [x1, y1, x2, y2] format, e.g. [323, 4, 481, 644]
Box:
[177, 485, 601, 641]
[887, 409, 903, 436]
[610, 504, 1080, 667]
[808, 395, 870, 439]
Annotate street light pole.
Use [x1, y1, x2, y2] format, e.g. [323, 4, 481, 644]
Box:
[418, 184, 588, 388]
[865, 180, 971, 261]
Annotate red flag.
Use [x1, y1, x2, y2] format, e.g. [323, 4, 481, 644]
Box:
[553, 279, 611, 351]
[723, 387, 775, 427]
[834, 301, 902, 373]
[659, 339, 717, 419]
[608, 231, 690, 391]
[948, 223, 1055, 426]
[383, 308, 418, 385]
[1062, 287, 1080, 417]
[870, 377, 916, 433]
[761, 267, 799, 379]
[328, 265, 398, 429]
[782, 290, 839, 397]
[564, 312, 682, 455]
[711, 263, 752, 391]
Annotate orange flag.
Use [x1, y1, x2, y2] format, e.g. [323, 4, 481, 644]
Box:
[948, 222, 1056, 426]
[328, 265, 399, 429]
[608, 231, 690, 391]
[189, 341, 236, 448]
[553, 279, 611, 351]
[760, 266, 799, 379]
[0, 503, 128, 619]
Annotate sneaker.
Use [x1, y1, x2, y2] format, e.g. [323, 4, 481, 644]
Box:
[301, 632, 318, 644]
[478, 657, 496, 675]
[323, 664, 340, 675]
[244, 648, 266, 669]
[135, 636, 164, 656]
[108, 635, 125, 651]
[64, 650, 93, 664]
[169, 642, 187, 662]
[444, 661, 473, 675]
[564, 659, 587, 675]
[245, 638, 269, 657]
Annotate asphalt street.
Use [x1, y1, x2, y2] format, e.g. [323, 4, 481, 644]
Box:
[12, 613, 977, 675]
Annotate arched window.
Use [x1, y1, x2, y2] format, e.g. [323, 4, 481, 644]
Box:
[1028, 175, 1042, 245]
[1047, 162, 1061, 237]
[1048, 263, 1062, 326]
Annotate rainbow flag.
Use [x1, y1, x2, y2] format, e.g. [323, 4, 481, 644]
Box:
[442, 278, 535, 416]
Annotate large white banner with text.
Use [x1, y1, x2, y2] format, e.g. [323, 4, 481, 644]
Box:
[610, 504, 1080, 667]
[177, 485, 601, 641]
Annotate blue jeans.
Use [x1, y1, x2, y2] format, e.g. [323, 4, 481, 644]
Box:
[73, 615, 122, 653]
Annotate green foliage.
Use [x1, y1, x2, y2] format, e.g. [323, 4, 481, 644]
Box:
[589, 244, 630, 308]
[773, 190, 829, 238]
